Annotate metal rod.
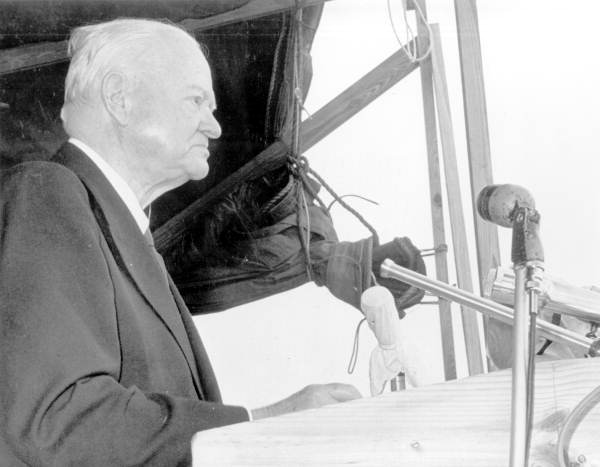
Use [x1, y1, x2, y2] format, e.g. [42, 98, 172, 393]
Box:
[380, 259, 592, 353]
[525, 288, 539, 460]
[486, 266, 600, 323]
[509, 266, 528, 467]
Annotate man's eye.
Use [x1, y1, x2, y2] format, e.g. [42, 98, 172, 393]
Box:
[193, 96, 206, 106]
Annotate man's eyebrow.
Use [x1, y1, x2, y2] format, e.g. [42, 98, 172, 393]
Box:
[188, 85, 207, 94]
[188, 85, 216, 111]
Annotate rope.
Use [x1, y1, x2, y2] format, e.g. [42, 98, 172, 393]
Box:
[291, 9, 302, 160]
[386, 0, 433, 63]
[347, 318, 367, 374]
[288, 4, 314, 281]
[264, 13, 289, 138]
[287, 1, 380, 279]
[294, 87, 313, 118]
[296, 167, 328, 211]
[297, 184, 313, 281]
[306, 163, 380, 246]
[327, 194, 379, 212]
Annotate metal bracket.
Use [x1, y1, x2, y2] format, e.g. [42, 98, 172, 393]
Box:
[420, 243, 448, 257]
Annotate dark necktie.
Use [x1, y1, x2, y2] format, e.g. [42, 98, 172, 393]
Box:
[144, 229, 170, 285]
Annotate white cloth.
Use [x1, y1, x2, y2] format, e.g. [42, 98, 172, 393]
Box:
[69, 138, 149, 233]
[361, 286, 429, 395]
[369, 344, 404, 396]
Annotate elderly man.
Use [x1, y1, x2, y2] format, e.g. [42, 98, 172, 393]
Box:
[0, 19, 360, 466]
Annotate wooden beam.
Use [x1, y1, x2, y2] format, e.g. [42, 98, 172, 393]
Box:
[0, 42, 66, 75]
[454, 0, 510, 370]
[430, 24, 483, 376]
[191, 358, 600, 466]
[179, 0, 329, 31]
[412, 0, 457, 381]
[0, 0, 330, 75]
[453, 1, 499, 282]
[154, 41, 420, 252]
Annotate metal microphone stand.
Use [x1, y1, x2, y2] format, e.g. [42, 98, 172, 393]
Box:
[379, 261, 593, 356]
[509, 206, 544, 467]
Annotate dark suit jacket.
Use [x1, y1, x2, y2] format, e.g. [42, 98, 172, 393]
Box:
[0, 143, 248, 466]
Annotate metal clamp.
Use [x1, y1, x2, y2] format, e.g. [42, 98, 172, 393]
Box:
[420, 243, 448, 257]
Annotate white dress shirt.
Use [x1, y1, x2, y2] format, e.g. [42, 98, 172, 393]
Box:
[69, 137, 149, 234]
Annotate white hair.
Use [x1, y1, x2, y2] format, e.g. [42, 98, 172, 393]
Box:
[62, 18, 198, 112]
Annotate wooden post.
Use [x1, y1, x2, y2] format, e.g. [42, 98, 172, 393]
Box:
[454, 0, 511, 370]
[430, 23, 484, 375]
[411, 0, 457, 381]
[190, 358, 600, 466]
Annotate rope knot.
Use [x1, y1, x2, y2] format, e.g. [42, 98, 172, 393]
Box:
[287, 153, 310, 177]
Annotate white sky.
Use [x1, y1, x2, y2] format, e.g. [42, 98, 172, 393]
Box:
[194, 0, 600, 409]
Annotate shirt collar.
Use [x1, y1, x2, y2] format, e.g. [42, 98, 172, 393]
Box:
[68, 137, 149, 233]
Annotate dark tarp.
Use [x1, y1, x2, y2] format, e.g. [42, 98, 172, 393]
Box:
[0, 1, 249, 47]
[0, 1, 426, 315]
[172, 172, 426, 314]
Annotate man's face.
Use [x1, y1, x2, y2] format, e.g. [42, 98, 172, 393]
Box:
[128, 37, 221, 186]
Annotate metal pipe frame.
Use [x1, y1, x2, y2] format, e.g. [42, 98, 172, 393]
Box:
[509, 265, 528, 467]
[380, 259, 593, 354]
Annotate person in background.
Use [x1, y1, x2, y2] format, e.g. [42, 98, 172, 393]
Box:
[0, 18, 360, 466]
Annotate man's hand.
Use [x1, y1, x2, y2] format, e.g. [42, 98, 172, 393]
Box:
[251, 383, 362, 420]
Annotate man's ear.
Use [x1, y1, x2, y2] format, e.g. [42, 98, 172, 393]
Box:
[101, 71, 131, 125]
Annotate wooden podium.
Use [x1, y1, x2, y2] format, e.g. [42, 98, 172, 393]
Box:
[192, 358, 600, 466]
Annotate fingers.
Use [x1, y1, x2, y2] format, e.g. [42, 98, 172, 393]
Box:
[322, 383, 362, 402]
[250, 383, 363, 420]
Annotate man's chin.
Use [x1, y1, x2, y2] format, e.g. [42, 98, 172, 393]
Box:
[188, 163, 210, 181]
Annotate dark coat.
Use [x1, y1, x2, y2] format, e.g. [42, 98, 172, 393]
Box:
[0, 143, 248, 466]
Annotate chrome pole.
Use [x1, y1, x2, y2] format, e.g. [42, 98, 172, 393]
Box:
[379, 259, 592, 353]
[509, 265, 529, 466]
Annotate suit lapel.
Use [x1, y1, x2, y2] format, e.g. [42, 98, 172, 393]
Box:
[168, 278, 221, 402]
[52, 143, 204, 397]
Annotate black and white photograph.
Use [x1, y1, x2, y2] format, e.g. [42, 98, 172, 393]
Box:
[1, 0, 599, 465]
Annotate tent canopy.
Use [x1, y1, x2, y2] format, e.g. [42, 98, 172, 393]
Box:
[0, 0, 425, 314]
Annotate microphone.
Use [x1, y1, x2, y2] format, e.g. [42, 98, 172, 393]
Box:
[477, 185, 543, 463]
[478, 184, 543, 266]
[477, 184, 535, 228]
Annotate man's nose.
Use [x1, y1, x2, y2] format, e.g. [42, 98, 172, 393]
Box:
[201, 111, 222, 140]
